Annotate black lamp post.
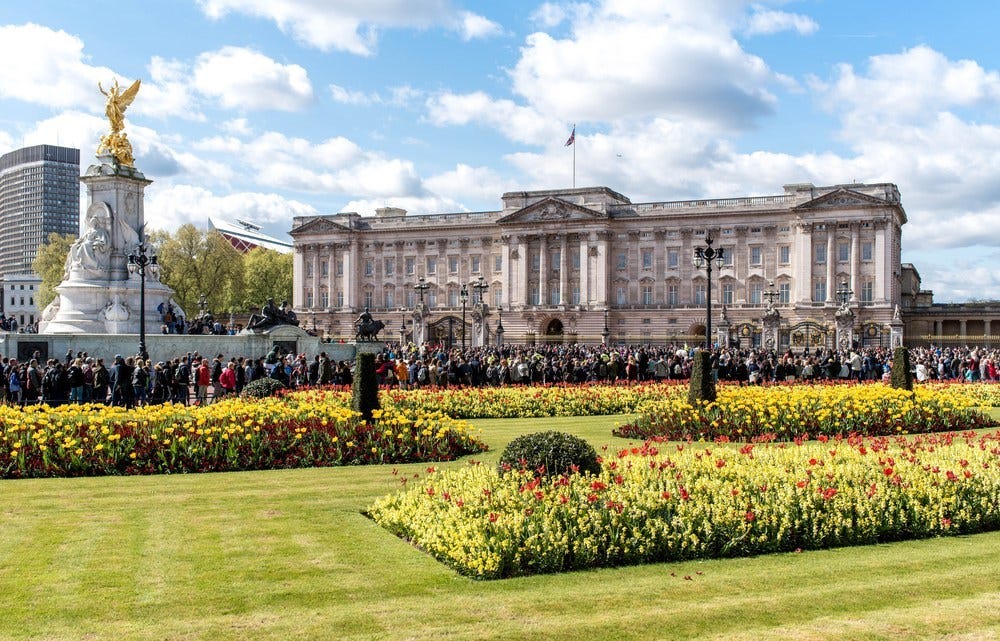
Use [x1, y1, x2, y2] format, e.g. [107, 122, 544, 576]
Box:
[602, 308, 610, 345]
[496, 310, 505, 347]
[693, 235, 725, 349]
[459, 283, 468, 350]
[836, 280, 853, 308]
[197, 293, 207, 318]
[127, 242, 158, 359]
[763, 280, 780, 308]
[415, 277, 429, 306]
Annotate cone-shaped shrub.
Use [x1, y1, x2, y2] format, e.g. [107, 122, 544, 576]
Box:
[352, 351, 380, 422]
[890, 346, 913, 391]
[688, 350, 716, 405]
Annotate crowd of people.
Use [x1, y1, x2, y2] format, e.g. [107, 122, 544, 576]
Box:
[2, 341, 997, 408]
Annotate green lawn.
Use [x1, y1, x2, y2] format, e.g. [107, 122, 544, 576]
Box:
[1, 414, 999, 640]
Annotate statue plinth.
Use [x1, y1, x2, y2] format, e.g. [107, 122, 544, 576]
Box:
[39, 156, 180, 335]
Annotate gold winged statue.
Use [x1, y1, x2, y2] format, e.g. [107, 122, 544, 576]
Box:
[96, 79, 141, 167]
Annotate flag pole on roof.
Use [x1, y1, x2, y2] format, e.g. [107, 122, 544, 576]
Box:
[565, 124, 576, 188]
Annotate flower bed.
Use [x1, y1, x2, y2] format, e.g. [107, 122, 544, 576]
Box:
[369, 431, 1000, 579]
[615, 384, 993, 441]
[381, 383, 683, 419]
[0, 393, 485, 479]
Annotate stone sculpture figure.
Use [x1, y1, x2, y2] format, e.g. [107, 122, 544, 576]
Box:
[65, 203, 112, 279]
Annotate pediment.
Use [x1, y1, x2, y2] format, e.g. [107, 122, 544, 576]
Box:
[496, 197, 606, 224]
[794, 188, 888, 211]
[290, 217, 350, 236]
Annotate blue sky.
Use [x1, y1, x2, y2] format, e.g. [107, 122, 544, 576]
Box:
[2, 0, 999, 302]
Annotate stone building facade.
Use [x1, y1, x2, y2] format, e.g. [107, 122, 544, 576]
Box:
[289, 182, 918, 349]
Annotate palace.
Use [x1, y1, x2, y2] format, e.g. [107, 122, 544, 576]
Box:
[289, 182, 962, 349]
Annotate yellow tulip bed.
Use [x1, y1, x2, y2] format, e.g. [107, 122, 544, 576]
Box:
[616, 384, 993, 441]
[369, 431, 1000, 579]
[0, 393, 485, 479]
[381, 383, 682, 418]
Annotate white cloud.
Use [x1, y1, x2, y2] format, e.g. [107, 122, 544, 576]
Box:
[330, 84, 379, 106]
[457, 11, 502, 40]
[0, 23, 113, 109]
[424, 164, 515, 204]
[812, 46, 1000, 127]
[340, 194, 462, 217]
[221, 118, 252, 136]
[196, 0, 496, 56]
[139, 57, 204, 121]
[745, 9, 818, 36]
[509, 2, 779, 129]
[193, 46, 313, 111]
[0, 130, 13, 155]
[145, 184, 317, 232]
[426, 91, 560, 145]
[531, 3, 570, 28]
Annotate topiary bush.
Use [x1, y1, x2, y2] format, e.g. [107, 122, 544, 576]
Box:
[497, 431, 601, 476]
[890, 346, 913, 391]
[241, 377, 285, 399]
[352, 351, 380, 422]
[688, 349, 716, 405]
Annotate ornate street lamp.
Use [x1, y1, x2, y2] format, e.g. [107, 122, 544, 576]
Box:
[399, 315, 406, 345]
[693, 235, 725, 349]
[127, 242, 158, 359]
[414, 277, 430, 306]
[459, 283, 469, 350]
[836, 280, 853, 308]
[602, 308, 610, 345]
[496, 310, 505, 347]
[762, 280, 780, 309]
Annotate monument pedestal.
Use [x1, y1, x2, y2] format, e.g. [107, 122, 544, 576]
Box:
[39, 154, 183, 336]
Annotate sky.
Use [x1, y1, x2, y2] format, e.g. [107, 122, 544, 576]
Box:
[1, 0, 999, 302]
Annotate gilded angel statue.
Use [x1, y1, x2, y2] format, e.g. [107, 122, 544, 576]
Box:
[97, 79, 141, 166]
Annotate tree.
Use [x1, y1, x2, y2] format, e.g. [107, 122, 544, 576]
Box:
[240, 247, 293, 311]
[32, 232, 76, 309]
[156, 224, 244, 318]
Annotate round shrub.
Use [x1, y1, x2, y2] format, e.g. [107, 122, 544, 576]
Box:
[497, 431, 601, 476]
[241, 377, 286, 399]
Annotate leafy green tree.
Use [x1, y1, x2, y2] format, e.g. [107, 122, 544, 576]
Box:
[156, 224, 243, 318]
[240, 247, 293, 311]
[32, 232, 76, 309]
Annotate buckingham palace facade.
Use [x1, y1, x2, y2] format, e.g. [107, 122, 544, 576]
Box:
[289, 182, 908, 349]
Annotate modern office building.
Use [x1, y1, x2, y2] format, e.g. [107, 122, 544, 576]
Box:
[0, 145, 81, 276]
[289, 182, 939, 348]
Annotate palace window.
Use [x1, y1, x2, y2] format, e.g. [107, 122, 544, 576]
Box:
[813, 277, 827, 302]
[321, 291, 330, 308]
[405, 257, 415, 275]
[305, 291, 313, 307]
[667, 284, 678, 306]
[749, 246, 762, 266]
[749, 282, 763, 305]
[493, 288, 503, 308]
[551, 250, 561, 272]
[616, 286, 627, 305]
[617, 251, 628, 270]
[722, 283, 734, 305]
[364, 291, 374, 308]
[778, 245, 790, 264]
[531, 253, 540, 271]
[321, 262, 329, 277]
[364, 258, 374, 276]
[861, 280, 874, 303]
[861, 242, 873, 261]
[641, 249, 653, 269]
[336, 259, 343, 276]
[306, 263, 313, 277]
[778, 283, 790, 304]
[471, 255, 481, 273]
[667, 249, 679, 269]
[694, 284, 706, 305]
[838, 242, 850, 262]
[722, 248, 734, 267]
[384, 258, 394, 276]
[641, 284, 653, 305]
[571, 285, 580, 305]
[530, 285, 540, 305]
[815, 244, 827, 264]
[384, 290, 394, 308]
[426, 257, 437, 275]
[448, 256, 459, 274]
[494, 254, 503, 272]
[550, 287, 560, 305]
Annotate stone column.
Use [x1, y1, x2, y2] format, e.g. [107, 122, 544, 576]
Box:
[826, 229, 836, 303]
[520, 236, 530, 308]
[311, 252, 320, 309]
[960, 319, 967, 338]
[559, 235, 568, 305]
[850, 224, 861, 303]
[538, 235, 548, 306]
[327, 249, 336, 309]
[580, 233, 592, 305]
[794, 223, 812, 304]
